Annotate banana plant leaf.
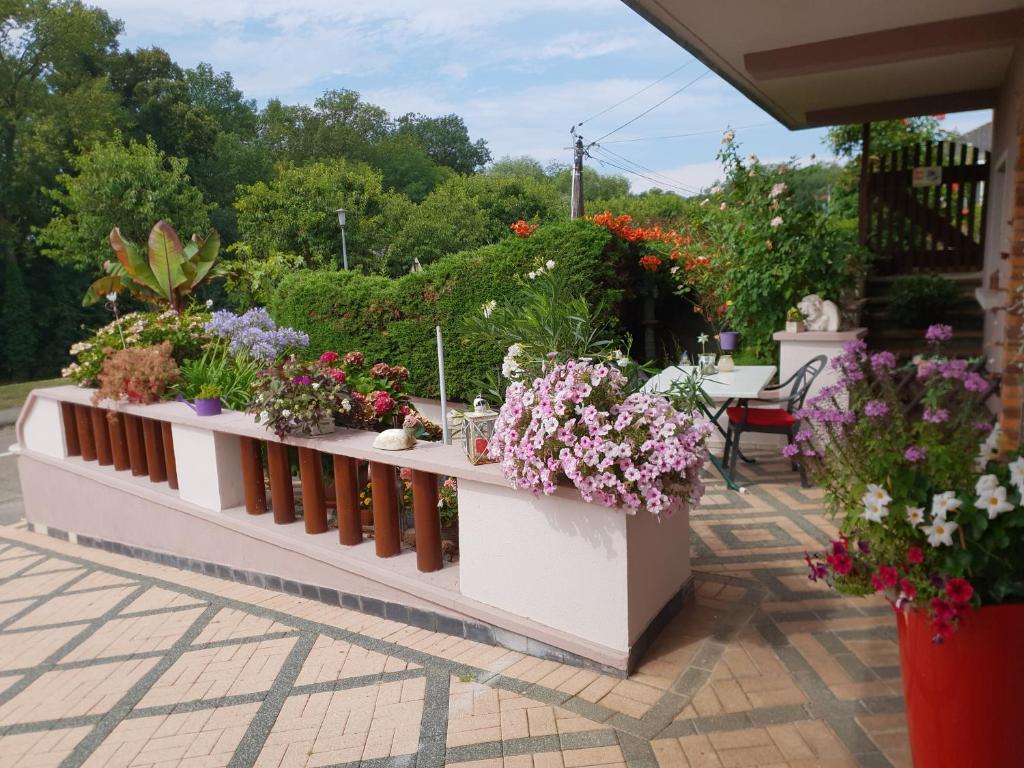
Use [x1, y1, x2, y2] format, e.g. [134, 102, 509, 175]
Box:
[109, 228, 160, 294]
[82, 275, 126, 306]
[186, 231, 221, 290]
[147, 220, 188, 302]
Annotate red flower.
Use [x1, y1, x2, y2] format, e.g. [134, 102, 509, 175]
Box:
[826, 552, 852, 575]
[878, 565, 899, 589]
[319, 351, 339, 364]
[870, 574, 885, 592]
[944, 578, 973, 605]
[327, 368, 346, 383]
[930, 597, 957, 620]
[906, 546, 924, 565]
[639, 254, 662, 272]
[931, 617, 955, 641]
[509, 219, 537, 238]
[343, 351, 365, 367]
[899, 578, 917, 600]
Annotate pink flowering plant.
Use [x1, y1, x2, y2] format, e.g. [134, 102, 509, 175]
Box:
[489, 359, 713, 516]
[250, 355, 351, 438]
[317, 350, 415, 431]
[794, 325, 1024, 641]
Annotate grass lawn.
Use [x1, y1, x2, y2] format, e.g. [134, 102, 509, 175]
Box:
[0, 378, 64, 410]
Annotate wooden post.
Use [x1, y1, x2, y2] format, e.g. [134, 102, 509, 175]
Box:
[74, 405, 96, 461]
[89, 408, 113, 466]
[411, 470, 442, 572]
[370, 462, 400, 557]
[142, 419, 167, 483]
[298, 447, 327, 534]
[858, 122, 871, 246]
[333, 455, 362, 545]
[160, 422, 178, 489]
[267, 442, 295, 524]
[124, 414, 148, 476]
[239, 437, 268, 514]
[107, 412, 130, 471]
[60, 402, 80, 456]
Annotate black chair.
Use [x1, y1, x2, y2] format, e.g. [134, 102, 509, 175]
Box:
[721, 355, 827, 488]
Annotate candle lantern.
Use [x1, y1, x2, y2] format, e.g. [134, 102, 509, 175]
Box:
[463, 396, 498, 465]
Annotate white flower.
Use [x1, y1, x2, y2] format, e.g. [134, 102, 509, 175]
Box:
[259, 410, 269, 422]
[697, 333, 709, 345]
[527, 271, 537, 280]
[341, 399, 352, 412]
[481, 299, 497, 318]
[545, 259, 555, 270]
[863, 483, 892, 508]
[105, 292, 118, 303]
[931, 491, 961, 520]
[205, 299, 214, 308]
[861, 499, 888, 523]
[1010, 457, 1024, 494]
[281, 409, 291, 418]
[770, 216, 784, 228]
[975, 474, 999, 496]
[905, 506, 925, 527]
[700, 198, 709, 206]
[611, 350, 628, 368]
[748, 153, 759, 164]
[710, 184, 722, 194]
[719, 202, 727, 211]
[312, 382, 320, 390]
[769, 182, 788, 199]
[923, 518, 959, 547]
[975, 485, 1015, 520]
[721, 130, 735, 144]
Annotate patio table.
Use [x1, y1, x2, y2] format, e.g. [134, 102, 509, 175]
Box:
[644, 365, 777, 491]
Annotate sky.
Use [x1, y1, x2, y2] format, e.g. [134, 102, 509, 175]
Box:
[96, 0, 992, 194]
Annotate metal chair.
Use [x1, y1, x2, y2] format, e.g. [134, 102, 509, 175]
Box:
[722, 355, 827, 488]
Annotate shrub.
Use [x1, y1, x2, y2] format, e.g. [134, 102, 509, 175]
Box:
[887, 275, 961, 328]
[93, 342, 181, 405]
[270, 221, 620, 400]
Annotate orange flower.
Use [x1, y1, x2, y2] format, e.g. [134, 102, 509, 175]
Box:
[639, 255, 662, 272]
[509, 220, 537, 238]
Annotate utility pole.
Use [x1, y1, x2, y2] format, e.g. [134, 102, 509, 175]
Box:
[570, 136, 585, 219]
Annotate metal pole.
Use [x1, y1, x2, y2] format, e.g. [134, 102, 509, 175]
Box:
[436, 325, 450, 445]
[341, 226, 349, 270]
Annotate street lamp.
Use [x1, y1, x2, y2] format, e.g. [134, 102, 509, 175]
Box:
[335, 208, 348, 270]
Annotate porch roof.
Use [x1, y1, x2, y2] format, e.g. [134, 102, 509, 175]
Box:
[620, 1, 1022, 128]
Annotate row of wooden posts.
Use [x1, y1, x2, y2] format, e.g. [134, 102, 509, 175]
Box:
[60, 404, 444, 573]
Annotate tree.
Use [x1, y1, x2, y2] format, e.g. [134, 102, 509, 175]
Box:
[487, 156, 547, 180]
[826, 117, 951, 161]
[367, 134, 451, 202]
[549, 165, 629, 201]
[37, 136, 212, 270]
[233, 159, 400, 273]
[396, 113, 491, 173]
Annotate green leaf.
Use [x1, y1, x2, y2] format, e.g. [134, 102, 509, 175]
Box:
[109, 227, 159, 292]
[82, 275, 125, 306]
[186, 230, 221, 289]
[147, 220, 188, 302]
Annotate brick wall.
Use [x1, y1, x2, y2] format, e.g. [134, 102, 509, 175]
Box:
[1000, 127, 1024, 448]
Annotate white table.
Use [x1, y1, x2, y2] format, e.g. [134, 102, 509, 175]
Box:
[644, 365, 777, 490]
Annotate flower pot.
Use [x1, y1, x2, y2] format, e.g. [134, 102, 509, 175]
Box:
[719, 330, 738, 351]
[785, 320, 805, 333]
[897, 603, 1024, 767]
[308, 418, 335, 436]
[194, 397, 222, 416]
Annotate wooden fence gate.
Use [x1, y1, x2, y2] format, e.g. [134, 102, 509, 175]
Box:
[860, 140, 990, 274]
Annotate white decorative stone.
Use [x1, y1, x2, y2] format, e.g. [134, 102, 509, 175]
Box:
[372, 428, 415, 450]
[797, 294, 840, 332]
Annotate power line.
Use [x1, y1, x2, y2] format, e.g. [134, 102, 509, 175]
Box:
[590, 145, 701, 194]
[574, 60, 696, 130]
[602, 121, 773, 144]
[589, 149, 699, 196]
[589, 69, 712, 145]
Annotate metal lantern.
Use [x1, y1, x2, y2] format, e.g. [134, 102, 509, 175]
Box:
[463, 396, 498, 465]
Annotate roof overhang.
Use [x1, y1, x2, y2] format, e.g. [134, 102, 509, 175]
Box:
[621, 1, 1022, 128]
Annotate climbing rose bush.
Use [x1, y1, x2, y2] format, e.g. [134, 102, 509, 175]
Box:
[489, 359, 713, 516]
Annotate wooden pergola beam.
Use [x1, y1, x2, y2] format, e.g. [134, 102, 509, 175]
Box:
[745, 9, 1024, 81]
[805, 89, 999, 128]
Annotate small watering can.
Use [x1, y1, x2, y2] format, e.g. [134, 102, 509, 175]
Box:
[176, 394, 223, 416]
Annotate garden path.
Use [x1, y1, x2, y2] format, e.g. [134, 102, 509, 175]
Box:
[0, 454, 909, 767]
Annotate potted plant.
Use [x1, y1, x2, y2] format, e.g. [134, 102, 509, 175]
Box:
[250, 357, 350, 438]
[792, 325, 1022, 768]
[490, 358, 713, 515]
[92, 342, 181, 405]
[785, 306, 805, 333]
[192, 384, 223, 416]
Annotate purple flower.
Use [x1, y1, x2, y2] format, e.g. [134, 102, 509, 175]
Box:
[291, 376, 312, 385]
[870, 351, 897, 372]
[857, 540, 871, 554]
[205, 308, 309, 361]
[904, 445, 927, 463]
[925, 324, 953, 343]
[939, 360, 968, 380]
[922, 407, 949, 424]
[782, 443, 800, 458]
[864, 400, 889, 418]
[975, 421, 994, 432]
[964, 372, 989, 393]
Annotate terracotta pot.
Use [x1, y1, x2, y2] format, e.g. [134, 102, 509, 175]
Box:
[897, 603, 1024, 767]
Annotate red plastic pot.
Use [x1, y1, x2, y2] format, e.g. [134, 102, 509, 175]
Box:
[897, 602, 1024, 767]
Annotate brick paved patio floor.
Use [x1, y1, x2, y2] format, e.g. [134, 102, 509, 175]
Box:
[0, 453, 910, 767]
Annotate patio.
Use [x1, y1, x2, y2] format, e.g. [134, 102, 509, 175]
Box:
[0, 452, 908, 768]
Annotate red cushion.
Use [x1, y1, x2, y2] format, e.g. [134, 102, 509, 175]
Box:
[726, 406, 796, 427]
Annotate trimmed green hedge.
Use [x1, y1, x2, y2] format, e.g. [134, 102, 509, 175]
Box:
[271, 221, 625, 400]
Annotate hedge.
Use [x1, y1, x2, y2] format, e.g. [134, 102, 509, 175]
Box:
[270, 221, 625, 400]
